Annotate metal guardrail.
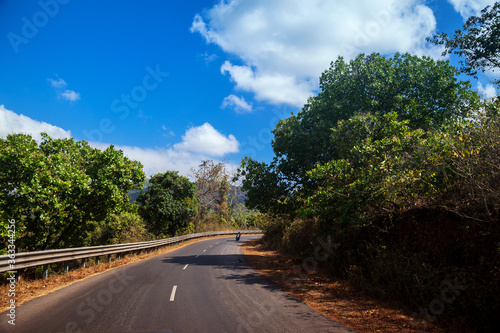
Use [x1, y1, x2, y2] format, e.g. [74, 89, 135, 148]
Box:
[0, 230, 262, 274]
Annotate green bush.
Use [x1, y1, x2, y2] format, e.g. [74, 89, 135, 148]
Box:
[89, 212, 154, 245]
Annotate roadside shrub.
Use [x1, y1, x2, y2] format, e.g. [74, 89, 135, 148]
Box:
[90, 212, 154, 245]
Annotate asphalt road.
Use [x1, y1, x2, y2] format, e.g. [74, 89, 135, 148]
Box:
[0, 236, 356, 333]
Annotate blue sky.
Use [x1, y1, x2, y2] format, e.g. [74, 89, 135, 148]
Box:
[0, 0, 498, 177]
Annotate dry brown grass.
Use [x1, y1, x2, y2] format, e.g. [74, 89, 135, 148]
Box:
[241, 239, 446, 333]
[0, 235, 232, 312]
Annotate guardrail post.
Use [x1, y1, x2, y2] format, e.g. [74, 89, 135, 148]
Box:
[108, 254, 112, 263]
[81, 258, 86, 268]
[65, 263, 69, 274]
[42, 265, 48, 280]
[96, 257, 100, 265]
[16, 270, 22, 283]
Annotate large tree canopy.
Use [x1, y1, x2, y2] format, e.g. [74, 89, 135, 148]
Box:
[0, 133, 145, 251]
[240, 53, 479, 215]
[428, 2, 500, 86]
[137, 171, 198, 237]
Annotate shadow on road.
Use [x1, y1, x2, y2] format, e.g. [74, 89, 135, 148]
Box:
[160, 240, 296, 300]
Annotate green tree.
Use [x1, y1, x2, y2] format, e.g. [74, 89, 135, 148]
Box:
[428, 2, 500, 86]
[89, 212, 153, 245]
[239, 157, 293, 215]
[302, 112, 433, 230]
[0, 133, 145, 251]
[136, 171, 198, 237]
[240, 53, 478, 215]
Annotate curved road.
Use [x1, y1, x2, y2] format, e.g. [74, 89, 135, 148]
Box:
[1, 236, 356, 333]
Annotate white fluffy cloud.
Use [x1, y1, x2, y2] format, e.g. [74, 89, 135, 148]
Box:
[87, 142, 238, 178]
[0, 106, 239, 177]
[220, 62, 314, 106]
[221, 94, 253, 113]
[89, 142, 217, 177]
[90, 122, 240, 176]
[447, 0, 497, 18]
[173, 122, 239, 156]
[0, 104, 72, 141]
[192, 0, 439, 107]
[60, 90, 81, 102]
[477, 82, 497, 99]
[48, 78, 67, 88]
[48, 77, 81, 102]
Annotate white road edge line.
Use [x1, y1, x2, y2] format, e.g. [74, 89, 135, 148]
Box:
[183, 264, 189, 270]
[170, 285, 177, 301]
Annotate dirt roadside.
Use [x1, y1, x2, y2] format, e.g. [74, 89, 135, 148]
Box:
[241, 239, 446, 333]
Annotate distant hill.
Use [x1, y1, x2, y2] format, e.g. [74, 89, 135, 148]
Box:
[128, 180, 150, 203]
[229, 185, 247, 206]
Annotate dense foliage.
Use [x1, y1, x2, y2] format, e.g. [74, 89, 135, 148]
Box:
[136, 171, 198, 237]
[302, 108, 500, 230]
[0, 135, 255, 255]
[239, 52, 499, 330]
[240, 52, 479, 215]
[0, 134, 145, 251]
[89, 211, 153, 245]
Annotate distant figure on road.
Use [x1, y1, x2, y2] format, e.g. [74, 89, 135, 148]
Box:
[236, 232, 241, 241]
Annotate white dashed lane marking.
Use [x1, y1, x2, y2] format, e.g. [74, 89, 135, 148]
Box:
[170, 285, 177, 301]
